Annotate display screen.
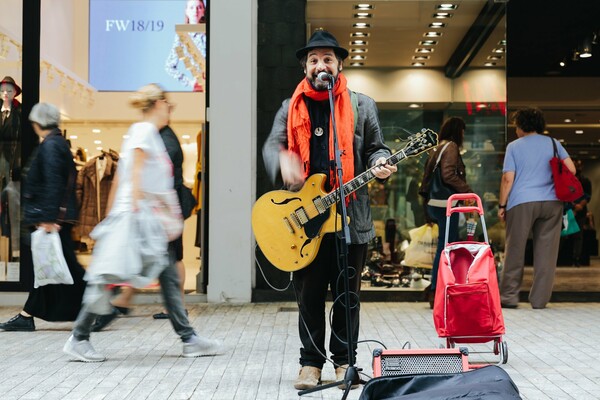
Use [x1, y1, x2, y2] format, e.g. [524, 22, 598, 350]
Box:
[89, 0, 206, 92]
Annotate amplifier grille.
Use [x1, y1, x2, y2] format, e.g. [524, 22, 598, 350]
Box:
[380, 354, 464, 376]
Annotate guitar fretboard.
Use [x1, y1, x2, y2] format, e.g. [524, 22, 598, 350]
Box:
[321, 149, 407, 207]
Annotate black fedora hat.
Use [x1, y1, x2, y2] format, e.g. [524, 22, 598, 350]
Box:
[0, 76, 21, 97]
[296, 29, 349, 60]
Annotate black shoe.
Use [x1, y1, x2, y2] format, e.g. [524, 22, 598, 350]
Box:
[91, 309, 119, 332]
[114, 306, 130, 315]
[0, 314, 35, 331]
[153, 309, 188, 320]
[501, 303, 518, 309]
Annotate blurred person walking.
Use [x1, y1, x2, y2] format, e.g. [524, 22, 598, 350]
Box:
[63, 84, 224, 362]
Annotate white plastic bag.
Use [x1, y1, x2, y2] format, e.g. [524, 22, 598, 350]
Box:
[402, 224, 439, 269]
[31, 228, 73, 288]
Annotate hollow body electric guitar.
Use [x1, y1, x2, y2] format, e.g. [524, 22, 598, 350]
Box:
[252, 129, 438, 272]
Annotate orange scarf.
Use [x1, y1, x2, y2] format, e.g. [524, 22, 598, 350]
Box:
[287, 74, 355, 190]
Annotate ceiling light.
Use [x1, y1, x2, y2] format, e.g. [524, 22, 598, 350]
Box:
[575, 130, 584, 134]
[351, 55, 366, 60]
[424, 32, 442, 37]
[123, 135, 130, 139]
[354, 4, 374, 10]
[350, 62, 364, 67]
[413, 55, 430, 60]
[498, 39, 507, 46]
[580, 38, 592, 58]
[429, 22, 446, 28]
[354, 13, 372, 18]
[572, 50, 580, 61]
[92, 128, 101, 133]
[419, 40, 438, 46]
[433, 13, 452, 18]
[559, 60, 566, 67]
[408, 104, 421, 108]
[353, 23, 370, 28]
[412, 62, 425, 67]
[182, 135, 191, 139]
[350, 32, 370, 37]
[436, 4, 458, 10]
[96, 146, 103, 151]
[484, 62, 496, 67]
[559, 139, 565, 143]
[350, 40, 367, 45]
[350, 48, 367, 53]
[564, 118, 572, 123]
[492, 48, 505, 53]
[416, 48, 434, 53]
[69, 135, 78, 140]
[94, 140, 102, 144]
[487, 55, 503, 60]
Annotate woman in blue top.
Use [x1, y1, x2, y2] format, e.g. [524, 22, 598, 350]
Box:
[498, 107, 576, 309]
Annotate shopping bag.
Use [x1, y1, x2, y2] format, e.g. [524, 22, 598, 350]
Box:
[145, 190, 184, 241]
[402, 224, 438, 269]
[561, 209, 580, 237]
[31, 228, 73, 288]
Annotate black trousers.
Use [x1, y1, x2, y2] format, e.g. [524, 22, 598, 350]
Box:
[293, 234, 367, 368]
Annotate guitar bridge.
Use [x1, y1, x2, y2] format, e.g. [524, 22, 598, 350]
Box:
[283, 217, 295, 234]
[295, 207, 309, 225]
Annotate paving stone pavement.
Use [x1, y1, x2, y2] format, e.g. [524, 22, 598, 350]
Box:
[0, 301, 599, 399]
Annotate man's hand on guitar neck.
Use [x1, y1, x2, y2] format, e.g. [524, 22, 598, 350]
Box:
[279, 151, 305, 191]
[372, 157, 397, 179]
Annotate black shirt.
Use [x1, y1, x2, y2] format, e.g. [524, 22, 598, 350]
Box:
[305, 96, 332, 191]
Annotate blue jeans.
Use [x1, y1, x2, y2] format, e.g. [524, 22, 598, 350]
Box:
[427, 205, 459, 291]
[73, 248, 195, 342]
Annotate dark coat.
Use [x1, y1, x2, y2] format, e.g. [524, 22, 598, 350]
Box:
[420, 140, 471, 200]
[76, 154, 118, 238]
[0, 100, 21, 165]
[23, 129, 78, 225]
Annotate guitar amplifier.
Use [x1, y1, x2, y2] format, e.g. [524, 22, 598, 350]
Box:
[372, 348, 469, 377]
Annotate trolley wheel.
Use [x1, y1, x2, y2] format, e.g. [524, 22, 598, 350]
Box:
[501, 341, 508, 364]
[493, 339, 500, 355]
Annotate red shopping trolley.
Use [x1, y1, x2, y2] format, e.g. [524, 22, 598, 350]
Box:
[432, 193, 508, 365]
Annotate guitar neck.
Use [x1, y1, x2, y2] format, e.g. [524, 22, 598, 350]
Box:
[322, 149, 407, 208]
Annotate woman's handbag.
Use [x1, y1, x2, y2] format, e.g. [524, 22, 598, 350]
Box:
[429, 142, 455, 201]
[561, 209, 580, 237]
[145, 190, 184, 241]
[31, 228, 73, 288]
[549, 137, 583, 202]
[179, 185, 197, 219]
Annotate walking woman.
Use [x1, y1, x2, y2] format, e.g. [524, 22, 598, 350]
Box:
[0, 103, 86, 331]
[63, 84, 224, 362]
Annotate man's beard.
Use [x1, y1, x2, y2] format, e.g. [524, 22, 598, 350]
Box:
[310, 76, 329, 91]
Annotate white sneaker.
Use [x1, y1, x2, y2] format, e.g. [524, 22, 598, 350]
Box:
[63, 335, 106, 362]
[182, 335, 225, 358]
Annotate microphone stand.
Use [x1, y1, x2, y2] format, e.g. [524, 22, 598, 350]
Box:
[298, 76, 364, 399]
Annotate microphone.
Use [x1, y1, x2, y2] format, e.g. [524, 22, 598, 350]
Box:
[317, 72, 335, 82]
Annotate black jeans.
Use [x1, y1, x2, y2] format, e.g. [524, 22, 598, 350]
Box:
[293, 234, 367, 368]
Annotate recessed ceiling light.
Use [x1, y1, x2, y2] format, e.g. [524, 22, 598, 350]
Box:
[429, 22, 446, 28]
[492, 47, 505, 53]
[436, 4, 458, 10]
[354, 4, 374, 10]
[498, 39, 507, 46]
[424, 32, 442, 37]
[353, 23, 370, 28]
[559, 60, 566, 67]
[350, 40, 368, 45]
[575, 130, 584, 134]
[433, 12, 452, 18]
[487, 55, 503, 60]
[559, 139, 565, 143]
[96, 146, 103, 151]
[351, 55, 366, 60]
[484, 62, 496, 67]
[92, 128, 101, 133]
[564, 118, 572, 123]
[69, 135, 78, 140]
[84, 148, 88, 153]
[350, 48, 367, 53]
[350, 62, 364, 67]
[182, 135, 191, 139]
[350, 32, 370, 37]
[413, 55, 430, 60]
[354, 13, 372, 18]
[408, 104, 421, 108]
[94, 140, 102, 144]
[419, 40, 438, 46]
[412, 62, 425, 67]
[416, 48, 434, 53]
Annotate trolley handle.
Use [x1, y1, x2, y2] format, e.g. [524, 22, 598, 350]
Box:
[445, 193, 484, 217]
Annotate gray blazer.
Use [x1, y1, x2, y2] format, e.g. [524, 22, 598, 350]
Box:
[262, 91, 391, 244]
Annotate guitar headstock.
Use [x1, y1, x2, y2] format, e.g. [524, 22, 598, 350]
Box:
[402, 128, 438, 156]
